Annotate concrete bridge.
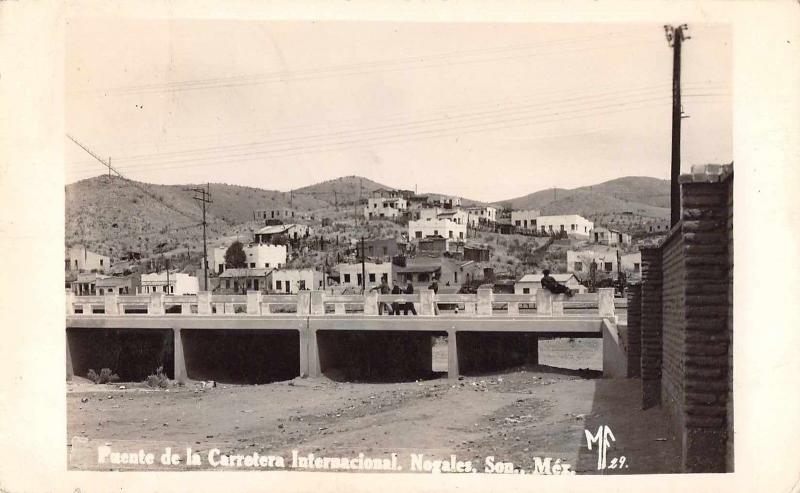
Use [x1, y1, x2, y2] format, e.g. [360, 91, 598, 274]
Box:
[65, 287, 627, 384]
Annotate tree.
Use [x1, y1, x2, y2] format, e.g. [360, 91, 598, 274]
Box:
[224, 241, 247, 269]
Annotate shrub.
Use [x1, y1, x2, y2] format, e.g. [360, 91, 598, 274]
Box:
[145, 366, 170, 389]
[87, 368, 120, 384]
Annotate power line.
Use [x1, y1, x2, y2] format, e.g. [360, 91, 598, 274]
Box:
[85, 28, 658, 97]
[185, 185, 212, 291]
[68, 81, 725, 172]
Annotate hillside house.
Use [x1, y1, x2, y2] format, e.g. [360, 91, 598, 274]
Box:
[95, 273, 141, 295]
[529, 214, 594, 238]
[268, 269, 323, 293]
[567, 249, 641, 275]
[394, 257, 483, 290]
[464, 244, 491, 262]
[254, 208, 307, 222]
[408, 210, 467, 242]
[514, 273, 585, 295]
[357, 237, 407, 259]
[364, 189, 408, 220]
[65, 246, 111, 273]
[425, 194, 461, 209]
[217, 268, 272, 293]
[417, 236, 465, 256]
[510, 210, 541, 231]
[591, 226, 632, 246]
[253, 224, 312, 244]
[138, 272, 199, 295]
[336, 262, 392, 290]
[212, 243, 287, 274]
[70, 272, 109, 296]
[465, 206, 498, 226]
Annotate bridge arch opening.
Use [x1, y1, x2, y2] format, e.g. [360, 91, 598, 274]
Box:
[67, 328, 174, 382]
[316, 330, 446, 382]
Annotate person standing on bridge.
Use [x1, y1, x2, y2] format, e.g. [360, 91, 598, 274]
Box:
[391, 281, 402, 316]
[404, 280, 418, 316]
[540, 269, 574, 297]
[371, 278, 393, 315]
[428, 278, 440, 315]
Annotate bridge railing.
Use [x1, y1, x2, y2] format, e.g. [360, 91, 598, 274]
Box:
[66, 288, 616, 319]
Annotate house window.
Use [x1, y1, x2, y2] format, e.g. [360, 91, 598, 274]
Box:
[368, 245, 374, 254]
[170, 286, 174, 294]
[532, 219, 537, 227]
[459, 232, 464, 239]
[99, 289, 104, 295]
[299, 280, 306, 290]
[541, 226, 546, 233]
[523, 287, 530, 294]
[100, 259, 104, 266]
[574, 262, 583, 271]
[415, 231, 422, 239]
[634, 263, 640, 273]
[75, 259, 79, 268]
[571, 224, 576, 231]
[449, 231, 453, 238]
[344, 274, 351, 283]
[433, 230, 439, 236]
[265, 263, 270, 268]
[560, 225, 565, 232]
[254, 279, 259, 290]
[515, 220, 521, 226]
[381, 273, 388, 283]
[604, 262, 613, 272]
[369, 273, 376, 283]
[357, 274, 363, 286]
[382, 246, 388, 255]
[454, 272, 458, 283]
[250, 262, 256, 268]
[275, 280, 282, 290]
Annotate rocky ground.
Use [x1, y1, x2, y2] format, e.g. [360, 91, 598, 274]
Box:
[67, 339, 680, 475]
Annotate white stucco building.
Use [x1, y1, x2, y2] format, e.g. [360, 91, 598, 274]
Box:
[510, 210, 542, 231]
[138, 271, 199, 295]
[532, 214, 593, 237]
[364, 196, 408, 220]
[591, 226, 632, 246]
[254, 224, 312, 243]
[567, 249, 641, 275]
[268, 269, 323, 293]
[65, 246, 111, 273]
[336, 262, 393, 290]
[212, 243, 287, 274]
[465, 206, 497, 226]
[408, 218, 467, 241]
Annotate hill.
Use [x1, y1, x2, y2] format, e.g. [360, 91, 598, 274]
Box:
[292, 176, 391, 206]
[498, 176, 669, 211]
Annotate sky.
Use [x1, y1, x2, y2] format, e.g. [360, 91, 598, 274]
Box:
[65, 20, 731, 202]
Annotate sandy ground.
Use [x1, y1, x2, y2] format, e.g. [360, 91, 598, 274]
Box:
[67, 339, 680, 474]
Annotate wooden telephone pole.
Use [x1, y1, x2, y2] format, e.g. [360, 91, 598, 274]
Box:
[186, 185, 212, 291]
[665, 24, 691, 226]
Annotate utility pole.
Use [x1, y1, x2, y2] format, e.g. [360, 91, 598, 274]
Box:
[186, 184, 212, 291]
[665, 24, 690, 226]
[361, 235, 366, 293]
[165, 256, 170, 294]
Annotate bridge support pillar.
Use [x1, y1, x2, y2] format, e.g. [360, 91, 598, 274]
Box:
[181, 303, 192, 314]
[247, 291, 262, 315]
[173, 328, 187, 385]
[66, 334, 74, 380]
[334, 303, 346, 315]
[602, 320, 627, 378]
[507, 302, 519, 316]
[81, 303, 93, 315]
[66, 290, 75, 315]
[447, 330, 459, 379]
[303, 328, 321, 378]
[224, 302, 235, 314]
[197, 291, 212, 315]
[477, 287, 493, 316]
[104, 293, 119, 315]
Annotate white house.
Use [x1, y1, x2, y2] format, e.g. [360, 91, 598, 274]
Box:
[212, 243, 287, 274]
[567, 248, 641, 275]
[532, 214, 593, 237]
[514, 273, 585, 295]
[336, 262, 393, 290]
[465, 206, 497, 226]
[268, 269, 323, 293]
[138, 271, 199, 295]
[425, 194, 461, 208]
[254, 224, 312, 243]
[364, 196, 408, 220]
[591, 226, 632, 246]
[255, 208, 299, 221]
[65, 246, 111, 273]
[510, 210, 541, 231]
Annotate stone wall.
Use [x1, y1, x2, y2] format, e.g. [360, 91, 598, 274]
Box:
[625, 284, 642, 377]
[631, 164, 733, 473]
